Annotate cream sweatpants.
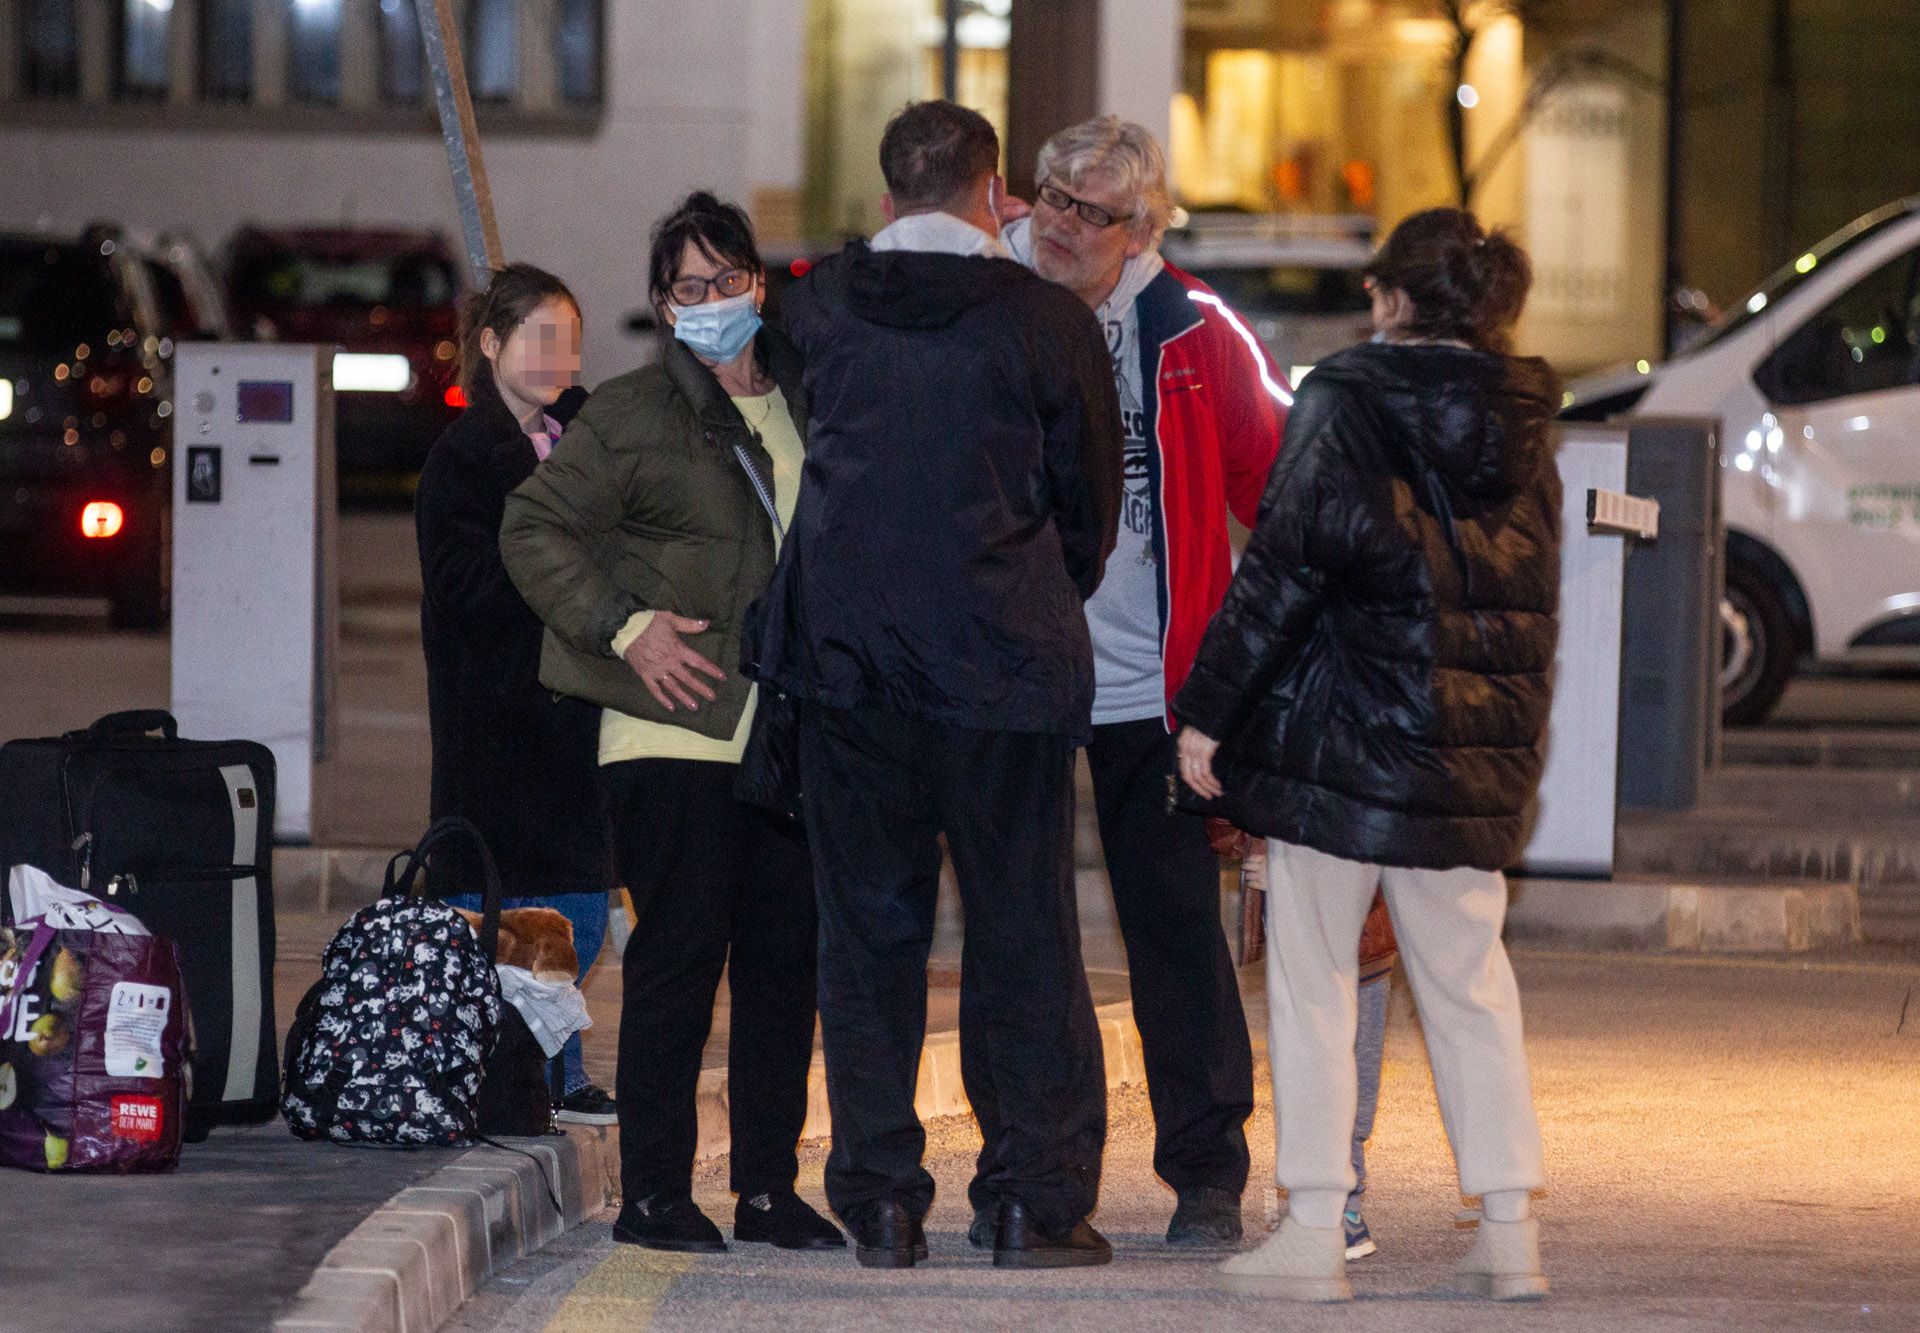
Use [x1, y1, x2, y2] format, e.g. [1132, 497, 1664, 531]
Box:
[1263, 838, 1545, 1216]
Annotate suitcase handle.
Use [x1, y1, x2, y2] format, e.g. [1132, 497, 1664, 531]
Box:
[383, 818, 502, 961]
[76, 710, 180, 742]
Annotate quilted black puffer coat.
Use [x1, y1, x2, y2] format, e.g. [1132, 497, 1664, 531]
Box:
[1172, 340, 1562, 871]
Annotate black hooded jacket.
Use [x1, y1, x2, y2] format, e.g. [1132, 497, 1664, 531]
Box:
[415, 370, 612, 895]
[1172, 341, 1562, 871]
[743, 238, 1123, 736]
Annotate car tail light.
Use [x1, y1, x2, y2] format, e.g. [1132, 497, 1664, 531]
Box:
[444, 385, 467, 408]
[80, 502, 124, 539]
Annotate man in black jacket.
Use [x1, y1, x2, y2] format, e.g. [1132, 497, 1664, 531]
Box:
[743, 100, 1123, 1270]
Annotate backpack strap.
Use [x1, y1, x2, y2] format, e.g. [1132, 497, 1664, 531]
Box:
[382, 818, 503, 961]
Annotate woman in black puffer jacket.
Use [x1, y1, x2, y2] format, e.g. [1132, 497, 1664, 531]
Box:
[1173, 209, 1560, 1305]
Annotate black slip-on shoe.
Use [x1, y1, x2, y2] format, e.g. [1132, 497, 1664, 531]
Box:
[612, 1195, 727, 1253]
[554, 1083, 619, 1126]
[992, 1200, 1113, 1269]
[734, 1191, 847, 1250]
[968, 1205, 996, 1249]
[847, 1200, 927, 1268]
[1167, 1185, 1244, 1248]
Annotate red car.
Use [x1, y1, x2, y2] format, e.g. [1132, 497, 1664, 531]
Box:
[226, 227, 464, 494]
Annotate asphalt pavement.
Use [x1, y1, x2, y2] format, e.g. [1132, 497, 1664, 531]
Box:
[439, 948, 1920, 1333]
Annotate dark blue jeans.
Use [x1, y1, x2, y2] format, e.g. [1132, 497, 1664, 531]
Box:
[448, 890, 609, 1095]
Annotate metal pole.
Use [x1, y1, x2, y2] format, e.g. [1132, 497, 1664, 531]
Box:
[417, 0, 504, 283]
[942, 0, 961, 102]
[1661, 0, 1683, 355]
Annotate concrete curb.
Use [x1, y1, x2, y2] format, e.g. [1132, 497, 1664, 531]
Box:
[1507, 876, 1861, 952]
[271, 1124, 618, 1333]
[275, 846, 401, 916]
[270, 1005, 1145, 1332]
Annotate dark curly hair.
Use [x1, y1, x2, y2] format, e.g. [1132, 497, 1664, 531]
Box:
[647, 191, 763, 322]
[1365, 208, 1532, 352]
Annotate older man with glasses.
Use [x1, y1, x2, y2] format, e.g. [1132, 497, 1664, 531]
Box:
[986, 114, 1290, 1249]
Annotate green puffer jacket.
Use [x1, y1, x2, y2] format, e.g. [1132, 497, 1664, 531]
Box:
[499, 330, 808, 741]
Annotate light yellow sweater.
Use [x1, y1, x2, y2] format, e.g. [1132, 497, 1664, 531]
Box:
[599, 387, 801, 766]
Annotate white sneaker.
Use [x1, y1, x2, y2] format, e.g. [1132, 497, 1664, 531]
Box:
[1217, 1216, 1353, 1302]
[1455, 1216, 1549, 1301]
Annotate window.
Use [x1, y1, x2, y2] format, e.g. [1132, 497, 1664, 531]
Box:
[117, 0, 173, 102]
[0, 241, 124, 354]
[465, 0, 517, 104]
[286, 0, 343, 105]
[377, 0, 424, 105]
[557, 0, 600, 106]
[1756, 249, 1920, 406]
[200, 0, 253, 102]
[20, 0, 80, 100]
[232, 250, 458, 313]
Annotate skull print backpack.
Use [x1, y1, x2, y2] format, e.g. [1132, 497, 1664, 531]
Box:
[281, 819, 504, 1146]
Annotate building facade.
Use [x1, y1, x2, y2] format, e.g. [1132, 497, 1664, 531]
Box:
[4, 1, 1909, 383]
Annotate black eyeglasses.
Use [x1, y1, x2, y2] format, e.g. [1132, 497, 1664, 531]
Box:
[1036, 182, 1135, 230]
[667, 266, 755, 307]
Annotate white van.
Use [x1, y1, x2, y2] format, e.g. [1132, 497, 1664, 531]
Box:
[1564, 197, 1920, 723]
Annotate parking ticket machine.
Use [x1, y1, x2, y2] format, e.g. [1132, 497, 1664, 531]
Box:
[169, 344, 337, 843]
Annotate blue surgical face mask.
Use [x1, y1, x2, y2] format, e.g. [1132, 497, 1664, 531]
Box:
[669, 291, 763, 363]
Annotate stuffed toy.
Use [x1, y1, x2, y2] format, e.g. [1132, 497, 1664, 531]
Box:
[452, 907, 578, 983]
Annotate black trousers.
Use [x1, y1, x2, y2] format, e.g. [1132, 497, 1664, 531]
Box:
[799, 705, 1107, 1232]
[602, 758, 818, 1204]
[965, 716, 1252, 1209]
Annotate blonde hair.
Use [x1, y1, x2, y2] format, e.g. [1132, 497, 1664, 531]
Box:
[1035, 115, 1177, 246]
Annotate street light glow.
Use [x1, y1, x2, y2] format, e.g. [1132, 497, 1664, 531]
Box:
[1456, 84, 1481, 108]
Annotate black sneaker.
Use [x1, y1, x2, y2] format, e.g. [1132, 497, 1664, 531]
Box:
[554, 1084, 618, 1126]
[1166, 1186, 1244, 1248]
[992, 1200, 1113, 1269]
[734, 1192, 847, 1251]
[612, 1195, 726, 1253]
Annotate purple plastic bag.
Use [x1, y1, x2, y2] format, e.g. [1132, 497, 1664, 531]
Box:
[0, 921, 191, 1173]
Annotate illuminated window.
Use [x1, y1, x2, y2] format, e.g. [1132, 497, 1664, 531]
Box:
[117, 0, 173, 102]
[200, 0, 252, 102]
[557, 0, 601, 106]
[378, 0, 424, 105]
[20, 0, 80, 100]
[286, 0, 344, 106]
[805, 1, 1011, 238]
[465, 0, 517, 104]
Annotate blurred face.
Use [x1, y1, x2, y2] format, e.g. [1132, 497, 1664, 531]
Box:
[484, 297, 581, 409]
[1031, 171, 1148, 305]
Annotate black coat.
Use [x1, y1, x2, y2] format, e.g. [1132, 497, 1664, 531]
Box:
[415, 371, 612, 895]
[743, 240, 1123, 737]
[1172, 342, 1562, 872]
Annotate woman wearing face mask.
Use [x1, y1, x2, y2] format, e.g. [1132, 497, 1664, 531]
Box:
[415, 263, 617, 1124]
[499, 193, 838, 1255]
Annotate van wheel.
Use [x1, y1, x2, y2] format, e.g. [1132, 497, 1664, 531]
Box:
[1721, 561, 1795, 725]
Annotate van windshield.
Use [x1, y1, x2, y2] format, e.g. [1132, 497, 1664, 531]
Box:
[1682, 200, 1919, 358]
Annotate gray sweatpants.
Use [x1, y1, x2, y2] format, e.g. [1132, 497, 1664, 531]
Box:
[1263, 839, 1545, 1216]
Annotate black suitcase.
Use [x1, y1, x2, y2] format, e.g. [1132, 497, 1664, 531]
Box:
[0, 709, 278, 1138]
